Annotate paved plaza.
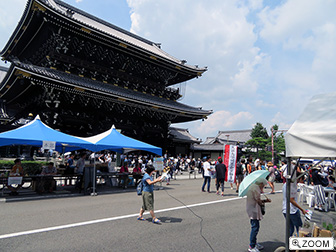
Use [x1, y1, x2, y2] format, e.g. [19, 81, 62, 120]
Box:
[0, 176, 335, 252]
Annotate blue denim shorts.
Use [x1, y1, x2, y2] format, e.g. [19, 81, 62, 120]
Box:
[283, 210, 303, 228]
[290, 210, 303, 227]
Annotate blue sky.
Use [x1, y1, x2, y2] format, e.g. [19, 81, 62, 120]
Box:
[1, 0, 336, 142]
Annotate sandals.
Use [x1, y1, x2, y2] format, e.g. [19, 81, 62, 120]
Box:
[152, 218, 161, 224]
[137, 216, 161, 223]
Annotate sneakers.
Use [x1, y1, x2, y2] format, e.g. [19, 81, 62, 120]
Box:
[256, 243, 264, 250]
[248, 247, 260, 252]
[248, 244, 263, 252]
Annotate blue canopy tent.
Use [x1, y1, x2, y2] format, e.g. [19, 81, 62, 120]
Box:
[0, 115, 93, 152]
[81, 125, 162, 195]
[83, 125, 162, 155]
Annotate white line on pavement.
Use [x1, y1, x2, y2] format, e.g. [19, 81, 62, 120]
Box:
[0, 190, 281, 240]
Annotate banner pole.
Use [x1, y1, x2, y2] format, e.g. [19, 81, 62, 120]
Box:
[91, 153, 97, 196]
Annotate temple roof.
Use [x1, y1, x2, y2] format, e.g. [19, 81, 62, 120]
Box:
[0, 61, 212, 119]
[192, 130, 252, 152]
[1, 0, 206, 75]
[192, 143, 224, 151]
[168, 127, 201, 144]
[214, 130, 252, 144]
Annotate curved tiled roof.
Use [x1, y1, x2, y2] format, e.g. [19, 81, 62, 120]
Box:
[192, 143, 224, 151]
[4, 61, 212, 116]
[45, 0, 205, 71]
[216, 130, 252, 144]
[1, 0, 206, 73]
[169, 127, 201, 143]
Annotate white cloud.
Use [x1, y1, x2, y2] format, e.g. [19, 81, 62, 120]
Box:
[256, 100, 275, 108]
[188, 110, 254, 141]
[270, 112, 292, 131]
[258, 0, 336, 89]
[245, 0, 263, 10]
[126, 0, 268, 109]
[258, 0, 334, 44]
[127, 0, 318, 141]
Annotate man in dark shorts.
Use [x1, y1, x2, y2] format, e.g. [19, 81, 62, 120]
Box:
[215, 158, 226, 196]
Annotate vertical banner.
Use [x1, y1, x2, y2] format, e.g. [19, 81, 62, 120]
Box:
[224, 145, 238, 183]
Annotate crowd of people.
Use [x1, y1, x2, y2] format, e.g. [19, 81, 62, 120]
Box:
[6, 159, 59, 195]
[245, 159, 335, 252]
[4, 153, 336, 251]
[198, 156, 281, 195]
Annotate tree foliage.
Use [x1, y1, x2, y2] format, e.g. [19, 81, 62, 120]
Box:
[242, 123, 285, 163]
[251, 122, 269, 139]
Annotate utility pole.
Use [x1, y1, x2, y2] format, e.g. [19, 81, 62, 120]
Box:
[271, 128, 287, 164]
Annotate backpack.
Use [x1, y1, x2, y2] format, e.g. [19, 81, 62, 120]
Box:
[136, 180, 143, 196]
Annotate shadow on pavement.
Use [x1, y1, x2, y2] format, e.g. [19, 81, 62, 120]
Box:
[261, 240, 285, 252]
[158, 216, 183, 224]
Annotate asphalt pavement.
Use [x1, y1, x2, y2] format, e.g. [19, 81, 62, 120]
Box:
[0, 175, 335, 252]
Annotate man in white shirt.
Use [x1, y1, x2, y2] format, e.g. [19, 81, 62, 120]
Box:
[201, 157, 212, 192]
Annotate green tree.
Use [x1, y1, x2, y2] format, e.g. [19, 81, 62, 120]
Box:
[251, 122, 269, 139]
[245, 137, 268, 159]
[244, 123, 286, 161]
[246, 122, 269, 159]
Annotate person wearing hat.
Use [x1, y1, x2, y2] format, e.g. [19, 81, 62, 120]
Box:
[246, 178, 271, 252]
[137, 165, 162, 223]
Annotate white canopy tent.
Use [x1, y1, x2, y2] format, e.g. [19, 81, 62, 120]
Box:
[283, 92, 336, 251]
[79, 125, 162, 195]
[285, 92, 336, 159]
